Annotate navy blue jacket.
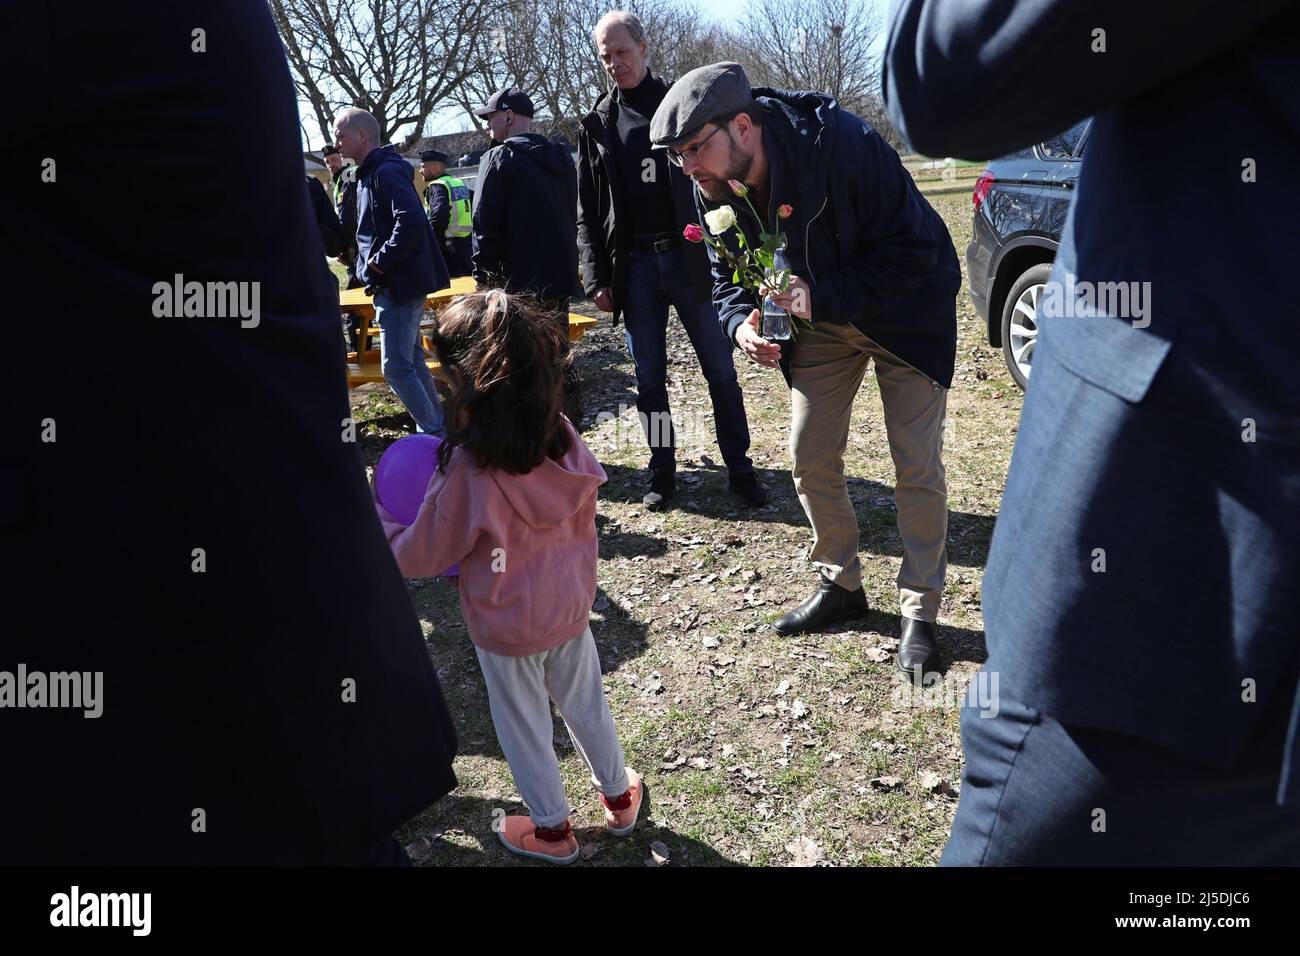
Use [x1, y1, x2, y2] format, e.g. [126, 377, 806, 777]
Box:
[699, 89, 960, 388]
[885, 0, 1300, 801]
[473, 134, 579, 301]
[355, 144, 448, 300]
[4, 0, 458, 862]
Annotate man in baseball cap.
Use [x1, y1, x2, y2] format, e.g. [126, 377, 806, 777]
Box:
[651, 62, 960, 682]
[471, 85, 584, 423]
[475, 86, 535, 127]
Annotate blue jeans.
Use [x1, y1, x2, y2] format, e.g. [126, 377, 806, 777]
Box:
[622, 247, 753, 476]
[375, 291, 444, 435]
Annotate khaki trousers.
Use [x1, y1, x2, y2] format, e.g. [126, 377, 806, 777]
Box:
[789, 320, 948, 622]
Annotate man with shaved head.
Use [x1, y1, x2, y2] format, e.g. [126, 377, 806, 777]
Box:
[333, 108, 449, 436]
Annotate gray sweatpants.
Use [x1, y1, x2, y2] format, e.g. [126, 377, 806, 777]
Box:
[476, 626, 629, 828]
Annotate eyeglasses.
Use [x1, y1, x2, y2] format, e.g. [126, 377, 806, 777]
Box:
[666, 124, 723, 167]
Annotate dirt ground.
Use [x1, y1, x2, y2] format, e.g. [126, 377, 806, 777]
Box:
[348, 191, 1025, 866]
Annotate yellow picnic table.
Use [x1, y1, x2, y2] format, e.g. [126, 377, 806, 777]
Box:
[338, 274, 477, 321]
[341, 277, 598, 387]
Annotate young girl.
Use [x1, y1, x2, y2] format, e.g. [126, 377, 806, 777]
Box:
[374, 290, 642, 864]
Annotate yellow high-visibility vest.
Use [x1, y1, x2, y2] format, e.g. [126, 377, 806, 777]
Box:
[434, 175, 472, 238]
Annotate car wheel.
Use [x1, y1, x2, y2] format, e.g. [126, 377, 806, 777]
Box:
[1000, 263, 1052, 390]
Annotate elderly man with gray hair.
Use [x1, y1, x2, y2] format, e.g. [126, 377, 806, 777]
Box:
[333, 108, 449, 436]
[577, 10, 765, 511]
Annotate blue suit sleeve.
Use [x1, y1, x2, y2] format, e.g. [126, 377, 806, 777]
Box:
[883, 0, 1296, 158]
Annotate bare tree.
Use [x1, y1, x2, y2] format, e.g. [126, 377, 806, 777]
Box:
[452, 0, 736, 141]
[270, 0, 496, 146]
[732, 0, 884, 117]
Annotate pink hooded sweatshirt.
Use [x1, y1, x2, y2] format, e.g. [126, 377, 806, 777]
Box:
[375, 420, 607, 657]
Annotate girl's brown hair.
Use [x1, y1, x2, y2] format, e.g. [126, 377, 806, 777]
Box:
[426, 290, 573, 475]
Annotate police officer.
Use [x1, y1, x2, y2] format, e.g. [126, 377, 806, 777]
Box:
[420, 149, 474, 278]
[324, 144, 362, 290]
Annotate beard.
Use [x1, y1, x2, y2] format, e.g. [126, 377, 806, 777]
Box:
[697, 137, 754, 202]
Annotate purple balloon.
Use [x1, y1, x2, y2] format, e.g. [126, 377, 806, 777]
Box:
[375, 434, 458, 577]
[375, 434, 440, 525]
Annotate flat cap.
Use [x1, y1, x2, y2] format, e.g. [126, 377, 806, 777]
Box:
[420, 149, 448, 164]
[474, 87, 535, 118]
[650, 62, 754, 148]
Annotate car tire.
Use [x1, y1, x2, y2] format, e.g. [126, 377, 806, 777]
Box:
[1000, 262, 1052, 390]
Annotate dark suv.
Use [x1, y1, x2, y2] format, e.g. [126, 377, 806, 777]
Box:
[966, 120, 1090, 389]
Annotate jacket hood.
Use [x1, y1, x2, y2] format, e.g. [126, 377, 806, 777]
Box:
[751, 87, 840, 180]
[358, 143, 413, 177]
[503, 133, 572, 175]
[488, 424, 607, 529]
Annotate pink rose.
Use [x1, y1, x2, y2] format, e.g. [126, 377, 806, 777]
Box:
[683, 223, 704, 243]
[727, 179, 749, 198]
[778, 204, 793, 220]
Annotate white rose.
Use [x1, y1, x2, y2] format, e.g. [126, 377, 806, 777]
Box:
[704, 205, 737, 235]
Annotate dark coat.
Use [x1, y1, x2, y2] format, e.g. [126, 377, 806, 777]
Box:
[698, 89, 961, 388]
[355, 145, 449, 301]
[3, 0, 459, 863]
[425, 178, 450, 237]
[577, 76, 713, 324]
[885, 0, 1300, 800]
[472, 134, 579, 301]
[333, 166, 361, 285]
[307, 174, 345, 258]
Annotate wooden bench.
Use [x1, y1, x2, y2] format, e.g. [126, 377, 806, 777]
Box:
[345, 312, 598, 388]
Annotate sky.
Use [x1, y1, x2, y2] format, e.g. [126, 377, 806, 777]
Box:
[306, 0, 891, 147]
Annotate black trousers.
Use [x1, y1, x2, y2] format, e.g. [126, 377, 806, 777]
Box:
[441, 237, 473, 278]
[353, 835, 412, 867]
[541, 296, 584, 429]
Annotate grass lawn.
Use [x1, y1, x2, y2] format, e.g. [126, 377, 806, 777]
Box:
[346, 191, 1023, 866]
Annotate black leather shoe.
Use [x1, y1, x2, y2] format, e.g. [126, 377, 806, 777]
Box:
[773, 577, 868, 636]
[642, 471, 676, 509]
[728, 472, 769, 508]
[897, 618, 941, 684]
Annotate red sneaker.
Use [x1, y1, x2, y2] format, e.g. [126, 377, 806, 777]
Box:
[497, 816, 580, 864]
[600, 769, 644, 837]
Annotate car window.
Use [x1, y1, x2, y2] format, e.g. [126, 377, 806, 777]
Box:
[1040, 121, 1089, 159]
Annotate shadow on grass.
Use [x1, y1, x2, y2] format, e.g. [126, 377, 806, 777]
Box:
[852, 607, 988, 673]
[399, 793, 742, 867]
[597, 463, 999, 568]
